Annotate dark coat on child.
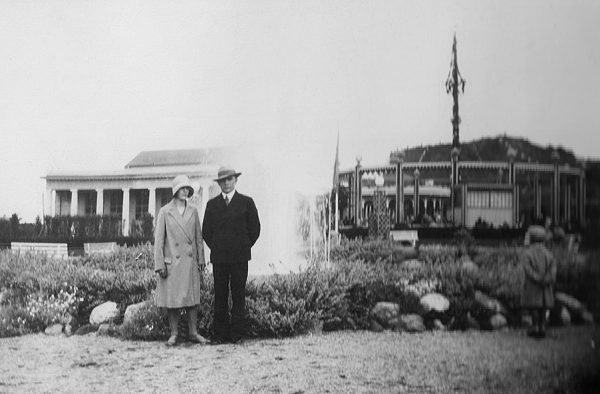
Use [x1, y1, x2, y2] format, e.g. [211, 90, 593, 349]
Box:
[520, 243, 557, 309]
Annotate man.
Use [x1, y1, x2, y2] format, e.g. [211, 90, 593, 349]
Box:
[202, 166, 261, 344]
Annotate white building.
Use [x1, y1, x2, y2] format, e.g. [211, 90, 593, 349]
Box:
[43, 149, 228, 236]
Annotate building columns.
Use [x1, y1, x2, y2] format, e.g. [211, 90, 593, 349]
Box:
[51, 190, 56, 217]
[148, 187, 156, 219]
[70, 189, 78, 216]
[96, 189, 104, 216]
[354, 160, 362, 225]
[122, 188, 130, 236]
[413, 169, 420, 218]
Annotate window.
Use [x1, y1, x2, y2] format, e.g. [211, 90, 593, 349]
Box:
[84, 192, 96, 216]
[135, 190, 149, 219]
[107, 190, 123, 218]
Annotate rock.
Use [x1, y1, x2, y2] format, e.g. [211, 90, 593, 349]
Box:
[399, 259, 422, 271]
[97, 323, 111, 336]
[420, 293, 450, 313]
[123, 301, 151, 326]
[75, 324, 99, 336]
[559, 307, 571, 326]
[581, 310, 595, 325]
[433, 319, 446, 331]
[370, 319, 384, 332]
[397, 314, 426, 333]
[555, 292, 585, 313]
[489, 314, 507, 330]
[64, 324, 73, 337]
[44, 323, 63, 336]
[89, 301, 120, 325]
[474, 291, 508, 316]
[369, 302, 400, 329]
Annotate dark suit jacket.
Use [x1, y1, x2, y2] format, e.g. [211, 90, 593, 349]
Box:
[202, 191, 260, 264]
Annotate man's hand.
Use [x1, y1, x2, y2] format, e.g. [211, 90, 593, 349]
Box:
[157, 268, 168, 278]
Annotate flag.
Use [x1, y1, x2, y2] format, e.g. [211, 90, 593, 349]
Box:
[332, 131, 339, 191]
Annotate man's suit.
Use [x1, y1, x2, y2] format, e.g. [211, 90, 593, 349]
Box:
[202, 191, 260, 341]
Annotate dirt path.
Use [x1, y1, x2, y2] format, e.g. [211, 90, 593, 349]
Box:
[1, 326, 599, 393]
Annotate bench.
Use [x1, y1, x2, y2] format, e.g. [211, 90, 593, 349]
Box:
[390, 230, 419, 248]
[84, 242, 117, 256]
[11, 242, 69, 259]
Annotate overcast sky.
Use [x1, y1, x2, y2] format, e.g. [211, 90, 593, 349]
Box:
[1, 0, 599, 221]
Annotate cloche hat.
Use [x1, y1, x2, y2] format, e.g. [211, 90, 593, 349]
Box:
[172, 175, 194, 198]
[214, 165, 242, 182]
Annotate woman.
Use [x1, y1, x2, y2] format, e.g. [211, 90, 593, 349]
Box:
[154, 174, 209, 346]
[521, 225, 557, 339]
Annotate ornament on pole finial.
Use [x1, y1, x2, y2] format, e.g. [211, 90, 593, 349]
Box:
[446, 33, 466, 152]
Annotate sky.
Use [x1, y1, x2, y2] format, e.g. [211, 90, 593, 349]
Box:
[1, 0, 599, 221]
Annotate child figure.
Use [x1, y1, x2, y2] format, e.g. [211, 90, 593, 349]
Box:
[521, 225, 557, 338]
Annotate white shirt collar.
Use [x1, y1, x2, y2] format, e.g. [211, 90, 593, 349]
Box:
[222, 190, 236, 201]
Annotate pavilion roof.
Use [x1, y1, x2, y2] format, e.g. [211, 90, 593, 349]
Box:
[125, 148, 230, 168]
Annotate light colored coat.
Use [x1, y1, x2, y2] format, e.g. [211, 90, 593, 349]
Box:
[520, 243, 557, 309]
[154, 200, 205, 308]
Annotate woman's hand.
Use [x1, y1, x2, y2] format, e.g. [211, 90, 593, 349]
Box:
[157, 268, 168, 278]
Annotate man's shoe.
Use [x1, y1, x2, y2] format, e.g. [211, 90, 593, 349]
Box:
[189, 333, 210, 344]
[166, 335, 178, 346]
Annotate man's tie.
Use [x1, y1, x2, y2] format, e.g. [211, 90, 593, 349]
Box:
[225, 196, 230, 206]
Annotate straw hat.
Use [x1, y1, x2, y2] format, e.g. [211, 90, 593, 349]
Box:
[172, 175, 194, 198]
[214, 166, 242, 182]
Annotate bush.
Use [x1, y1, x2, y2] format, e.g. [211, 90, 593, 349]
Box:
[2, 240, 599, 340]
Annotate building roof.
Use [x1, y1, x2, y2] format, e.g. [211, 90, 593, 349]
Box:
[125, 148, 229, 168]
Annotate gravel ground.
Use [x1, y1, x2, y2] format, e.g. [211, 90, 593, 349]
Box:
[1, 326, 599, 393]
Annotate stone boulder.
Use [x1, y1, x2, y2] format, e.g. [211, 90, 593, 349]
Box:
[369, 302, 400, 329]
[555, 292, 584, 313]
[97, 323, 111, 336]
[370, 320, 384, 332]
[474, 291, 508, 316]
[581, 310, 595, 325]
[489, 313, 507, 330]
[74, 324, 99, 335]
[123, 300, 151, 326]
[420, 293, 450, 313]
[432, 319, 446, 331]
[44, 323, 63, 336]
[396, 314, 426, 333]
[90, 301, 119, 325]
[560, 307, 572, 325]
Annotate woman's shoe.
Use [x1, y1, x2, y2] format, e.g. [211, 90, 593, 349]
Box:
[189, 333, 210, 344]
[166, 335, 178, 346]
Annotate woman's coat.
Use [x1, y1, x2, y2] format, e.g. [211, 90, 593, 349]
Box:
[154, 200, 205, 308]
[520, 243, 557, 309]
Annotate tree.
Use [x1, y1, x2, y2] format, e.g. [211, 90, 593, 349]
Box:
[9, 213, 20, 239]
